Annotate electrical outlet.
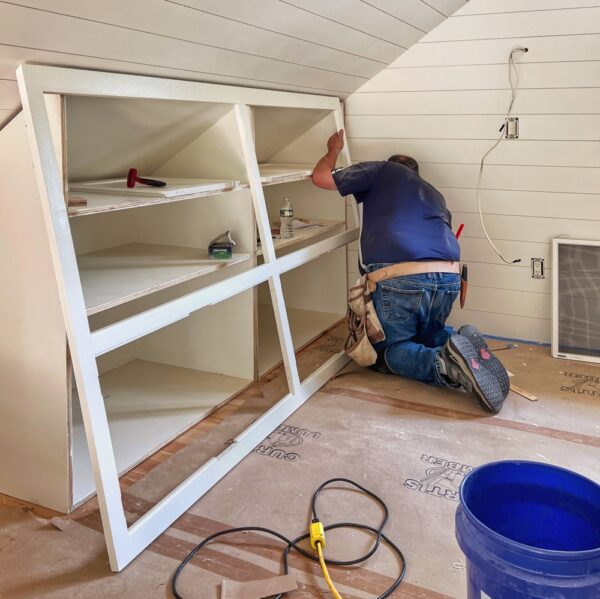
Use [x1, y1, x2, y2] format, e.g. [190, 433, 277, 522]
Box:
[531, 258, 545, 279]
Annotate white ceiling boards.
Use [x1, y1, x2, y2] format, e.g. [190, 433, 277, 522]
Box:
[0, 0, 467, 128]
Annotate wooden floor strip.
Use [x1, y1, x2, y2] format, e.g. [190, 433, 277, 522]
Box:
[325, 384, 600, 448]
[76, 494, 453, 599]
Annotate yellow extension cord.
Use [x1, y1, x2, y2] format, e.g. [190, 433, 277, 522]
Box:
[317, 541, 343, 599]
[310, 519, 343, 598]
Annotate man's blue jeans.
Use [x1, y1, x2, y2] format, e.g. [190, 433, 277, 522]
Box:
[366, 265, 461, 386]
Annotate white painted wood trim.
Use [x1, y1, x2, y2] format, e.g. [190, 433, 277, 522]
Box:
[125, 350, 349, 559]
[16, 64, 353, 571]
[335, 100, 361, 259]
[16, 65, 131, 567]
[91, 228, 358, 357]
[235, 103, 301, 394]
[551, 237, 560, 359]
[18, 64, 340, 110]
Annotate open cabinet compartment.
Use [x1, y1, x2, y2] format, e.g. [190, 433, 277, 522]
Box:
[253, 105, 339, 185]
[71, 195, 254, 316]
[0, 65, 358, 572]
[65, 96, 249, 216]
[64, 94, 255, 316]
[258, 249, 347, 376]
[253, 105, 348, 257]
[259, 179, 348, 257]
[71, 292, 254, 505]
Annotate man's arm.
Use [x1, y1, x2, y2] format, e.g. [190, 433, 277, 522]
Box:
[311, 129, 344, 190]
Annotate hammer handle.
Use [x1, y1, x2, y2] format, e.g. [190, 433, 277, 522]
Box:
[136, 176, 167, 187]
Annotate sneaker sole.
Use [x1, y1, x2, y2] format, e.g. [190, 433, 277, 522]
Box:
[459, 325, 510, 397]
[447, 335, 505, 414]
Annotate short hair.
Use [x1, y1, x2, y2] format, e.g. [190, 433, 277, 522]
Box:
[388, 154, 419, 173]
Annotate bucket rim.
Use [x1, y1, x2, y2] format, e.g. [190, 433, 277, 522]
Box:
[459, 460, 600, 560]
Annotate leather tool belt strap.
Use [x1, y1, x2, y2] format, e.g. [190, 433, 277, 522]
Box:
[345, 260, 462, 367]
[366, 260, 461, 293]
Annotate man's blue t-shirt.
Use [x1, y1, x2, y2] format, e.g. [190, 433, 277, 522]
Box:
[332, 161, 460, 266]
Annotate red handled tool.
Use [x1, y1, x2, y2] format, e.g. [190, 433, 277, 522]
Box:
[127, 168, 167, 188]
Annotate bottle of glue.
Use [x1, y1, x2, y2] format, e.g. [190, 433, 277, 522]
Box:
[280, 196, 294, 239]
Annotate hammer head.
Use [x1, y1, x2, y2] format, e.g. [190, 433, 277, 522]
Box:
[127, 168, 138, 188]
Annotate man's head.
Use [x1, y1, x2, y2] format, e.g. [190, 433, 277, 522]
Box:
[388, 154, 419, 174]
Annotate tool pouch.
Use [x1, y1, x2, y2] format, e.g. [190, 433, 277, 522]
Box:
[345, 276, 385, 367]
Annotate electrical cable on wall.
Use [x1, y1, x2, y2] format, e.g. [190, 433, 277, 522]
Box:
[476, 46, 528, 264]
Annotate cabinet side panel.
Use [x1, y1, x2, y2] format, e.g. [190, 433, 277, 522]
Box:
[0, 112, 70, 512]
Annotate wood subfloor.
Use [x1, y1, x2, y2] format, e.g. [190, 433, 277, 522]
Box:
[1, 327, 599, 598]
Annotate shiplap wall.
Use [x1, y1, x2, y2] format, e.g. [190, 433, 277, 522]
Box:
[345, 0, 600, 343]
[0, 0, 465, 128]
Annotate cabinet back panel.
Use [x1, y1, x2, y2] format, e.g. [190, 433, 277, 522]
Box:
[65, 96, 230, 181]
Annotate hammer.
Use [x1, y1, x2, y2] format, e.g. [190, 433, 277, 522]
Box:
[127, 168, 166, 188]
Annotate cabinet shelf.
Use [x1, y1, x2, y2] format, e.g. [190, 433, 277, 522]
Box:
[258, 163, 313, 186]
[78, 242, 251, 315]
[68, 179, 239, 217]
[71, 359, 252, 503]
[257, 219, 345, 256]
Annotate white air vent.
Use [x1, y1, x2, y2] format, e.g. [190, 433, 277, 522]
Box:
[552, 238, 600, 363]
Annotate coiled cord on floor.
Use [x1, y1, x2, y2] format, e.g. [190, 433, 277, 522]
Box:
[171, 478, 406, 599]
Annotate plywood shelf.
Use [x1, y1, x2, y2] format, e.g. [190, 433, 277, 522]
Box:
[258, 163, 313, 186]
[71, 359, 251, 503]
[67, 179, 240, 217]
[257, 219, 346, 256]
[78, 242, 251, 315]
[258, 305, 344, 375]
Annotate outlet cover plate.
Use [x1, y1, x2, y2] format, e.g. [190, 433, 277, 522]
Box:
[531, 257, 545, 279]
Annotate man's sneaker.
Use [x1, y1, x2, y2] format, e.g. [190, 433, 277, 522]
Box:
[458, 325, 510, 398]
[439, 334, 505, 414]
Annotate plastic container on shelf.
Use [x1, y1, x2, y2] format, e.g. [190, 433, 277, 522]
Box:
[280, 196, 294, 239]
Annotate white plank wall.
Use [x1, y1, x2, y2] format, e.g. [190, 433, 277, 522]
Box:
[345, 0, 600, 343]
[0, 0, 466, 128]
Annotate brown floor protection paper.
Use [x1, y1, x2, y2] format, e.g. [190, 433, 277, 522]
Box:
[1, 327, 599, 598]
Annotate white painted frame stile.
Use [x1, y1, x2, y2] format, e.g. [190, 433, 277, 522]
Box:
[16, 64, 358, 571]
[551, 237, 600, 365]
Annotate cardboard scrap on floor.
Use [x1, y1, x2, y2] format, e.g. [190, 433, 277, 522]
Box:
[49, 516, 74, 531]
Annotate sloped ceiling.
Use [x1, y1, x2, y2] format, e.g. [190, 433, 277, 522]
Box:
[0, 0, 466, 127]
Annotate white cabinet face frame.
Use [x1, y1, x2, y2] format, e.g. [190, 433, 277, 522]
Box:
[16, 64, 358, 571]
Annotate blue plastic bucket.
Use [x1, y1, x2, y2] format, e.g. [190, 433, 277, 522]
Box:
[455, 461, 600, 598]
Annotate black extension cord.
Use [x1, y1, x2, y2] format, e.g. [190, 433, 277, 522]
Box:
[171, 478, 406, 599]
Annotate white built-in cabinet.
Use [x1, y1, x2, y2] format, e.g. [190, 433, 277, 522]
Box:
[0, 66, 357, 570]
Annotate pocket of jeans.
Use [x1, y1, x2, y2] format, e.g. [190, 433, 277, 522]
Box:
[380, 284, 423, 323]
[440, 289, 460, 320]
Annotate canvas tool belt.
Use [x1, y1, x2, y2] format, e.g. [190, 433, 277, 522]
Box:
[345, 261, 462, 367]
